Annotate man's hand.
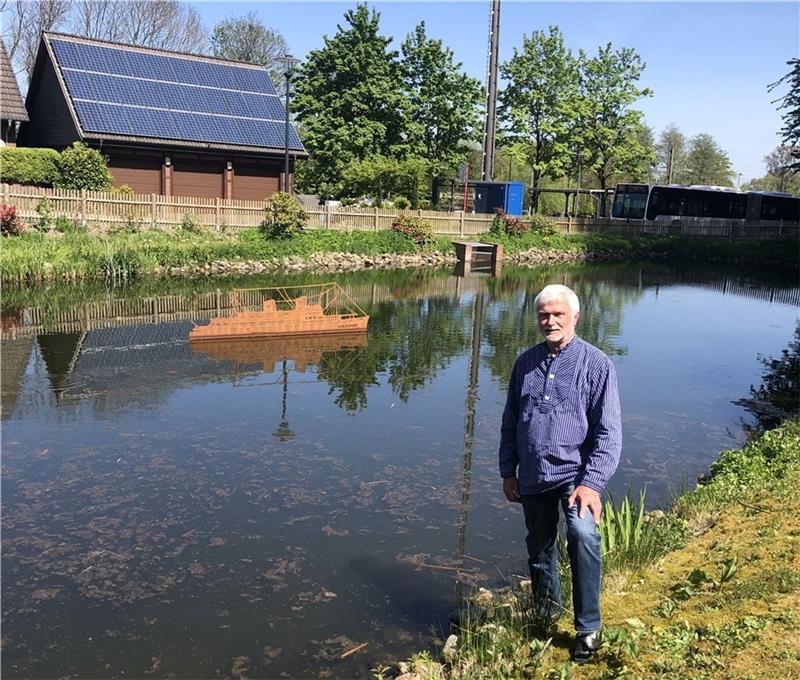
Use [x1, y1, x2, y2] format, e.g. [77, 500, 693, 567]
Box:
[567, 485, 602, 524]
[503, 477, 521, 503]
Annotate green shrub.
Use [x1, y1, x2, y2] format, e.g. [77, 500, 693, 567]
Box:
[34, 198, 54, 231]
[54, 216, 85, 234]
[392, 213, 434, 248]
[491, 208, 529, 237]
[0, 204, 25, 236]
[393, 195, 411, 210]
[260, 192, 307, 239]
[0, 147, 61, 186]
[529, 214, 560, 237]
[54, 142, 112, 190]
[179, 213, 205, 234]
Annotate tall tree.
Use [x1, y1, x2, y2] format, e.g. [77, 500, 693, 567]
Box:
[400, 21, 482, 181]
[210, 12, 288, 88]
[656, 124, 687, 184]
[497, 26, 579, 212]
[4, 1, 207, 86]
[292, 4, 411, 199]
[3, 0, 72, 82]
[575, 43, 653, 211]
[69, 0, 206, 54]
[769, 58, 800, 171]
[678, 133, 734, 186]
[744, 145, 800, 194]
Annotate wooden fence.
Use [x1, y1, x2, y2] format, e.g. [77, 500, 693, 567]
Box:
[2, 184, 797, 239]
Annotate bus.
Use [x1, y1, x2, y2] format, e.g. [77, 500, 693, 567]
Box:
[611, 183, 800, 222]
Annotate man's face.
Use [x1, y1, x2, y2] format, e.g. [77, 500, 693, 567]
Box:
[537, 297, 580, 348]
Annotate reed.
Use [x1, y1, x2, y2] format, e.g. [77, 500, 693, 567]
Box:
[599, 489, 690, 573]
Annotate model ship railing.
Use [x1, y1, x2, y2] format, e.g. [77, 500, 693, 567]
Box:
[227, 282, 368, 320]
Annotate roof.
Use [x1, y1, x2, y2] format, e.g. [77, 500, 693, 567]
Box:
[38, 32, 305, 156]
[0, 39, 28, 122]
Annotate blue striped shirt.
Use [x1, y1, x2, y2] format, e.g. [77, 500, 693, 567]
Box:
[499, 336, 622, 495]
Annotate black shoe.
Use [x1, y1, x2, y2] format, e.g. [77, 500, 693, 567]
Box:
[572, 631, 599, 664]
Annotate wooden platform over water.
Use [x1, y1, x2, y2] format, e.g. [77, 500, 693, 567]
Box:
[452, 241, 503, 264]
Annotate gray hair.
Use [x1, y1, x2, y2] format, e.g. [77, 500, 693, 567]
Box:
[534, 284, 580, 314]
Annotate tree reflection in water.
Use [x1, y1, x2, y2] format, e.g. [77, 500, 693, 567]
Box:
[735, 322, 800, 436]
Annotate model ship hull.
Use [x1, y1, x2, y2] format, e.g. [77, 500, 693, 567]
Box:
[189, 295, 369, 342]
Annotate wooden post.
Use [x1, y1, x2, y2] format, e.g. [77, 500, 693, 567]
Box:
[79, 189, 86, 225]
[216, 288, 221, 315]
[215, 197, 221, 231]
[459, 210, 465, 237]
[2, 183, 8, 204]
[150, 194, 156, 229]
[373, 207, 379, 231]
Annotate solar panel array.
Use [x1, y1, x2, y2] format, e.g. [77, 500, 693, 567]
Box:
[49, 37, 304, 151]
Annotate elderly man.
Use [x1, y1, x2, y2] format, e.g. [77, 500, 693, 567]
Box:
[498, 284, 622, 663]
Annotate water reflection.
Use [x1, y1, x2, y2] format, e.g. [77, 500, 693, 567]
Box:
[190, 333, 369, 374]
[2, 261, 799, 679]
[734, 321, 800, 435]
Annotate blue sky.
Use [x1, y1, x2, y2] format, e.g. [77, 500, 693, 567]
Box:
[191, 0, 798, 183]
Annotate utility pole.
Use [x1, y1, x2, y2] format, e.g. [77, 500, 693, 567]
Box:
[667, 145, 674, 184]
[482, 0, 501, 182]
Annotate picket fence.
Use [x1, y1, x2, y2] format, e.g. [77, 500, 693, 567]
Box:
[2, 184, 797, 239]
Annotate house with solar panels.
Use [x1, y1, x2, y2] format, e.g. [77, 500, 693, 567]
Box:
[20, 32, 306, 199]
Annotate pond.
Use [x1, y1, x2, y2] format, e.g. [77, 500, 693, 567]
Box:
[2, 261, 798, 679]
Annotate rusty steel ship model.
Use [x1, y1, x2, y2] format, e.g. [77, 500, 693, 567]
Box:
[189, 282, 369, 342]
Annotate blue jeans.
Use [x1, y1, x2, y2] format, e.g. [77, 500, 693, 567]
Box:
[520, 483, 601, 634]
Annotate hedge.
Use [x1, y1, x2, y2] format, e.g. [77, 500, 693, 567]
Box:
[0, 147, 61, 186]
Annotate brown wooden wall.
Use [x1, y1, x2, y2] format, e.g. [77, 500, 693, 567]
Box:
[107, 152, 161, 194]
[19, 58, 79, 148]
[105, 150, 283, 199]
[172, 156, 224, 197]
[234, 160, 281, 200]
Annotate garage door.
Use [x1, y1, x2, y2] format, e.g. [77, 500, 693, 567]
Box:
[235, 163, 280, 201]
[108, 156, 161, 195]
[172, 159, 223, 198]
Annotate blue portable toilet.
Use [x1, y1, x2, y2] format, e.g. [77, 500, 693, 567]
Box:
[473, 181, 524, 216]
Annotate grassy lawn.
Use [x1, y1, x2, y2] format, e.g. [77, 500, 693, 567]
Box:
[388, 421, 800, 680]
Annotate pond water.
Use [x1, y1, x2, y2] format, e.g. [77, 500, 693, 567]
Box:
[2, 261, 798, 679]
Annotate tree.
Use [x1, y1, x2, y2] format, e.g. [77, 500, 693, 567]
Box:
[498, 26, 579, 213]
[3, 0, 208, 88]
[211, 12, 288, 88]
[655, 124, 687, 184]
[292, 4, 411, 199]
[575, 43, 653, 212]
[678, 133, 734, 186]
[744, 145, 800, 194]
[3, 0, 72, 82]
[769, 58, 800, 171]
[341, 156, 427, 207]
[400, 21, 482, 181]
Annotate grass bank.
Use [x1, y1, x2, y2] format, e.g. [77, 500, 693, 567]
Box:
[387, 420, 800, 680]
[482, 230, 799, 270]
[1, 226, 796, 285]
[0, 228, 443, 285]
